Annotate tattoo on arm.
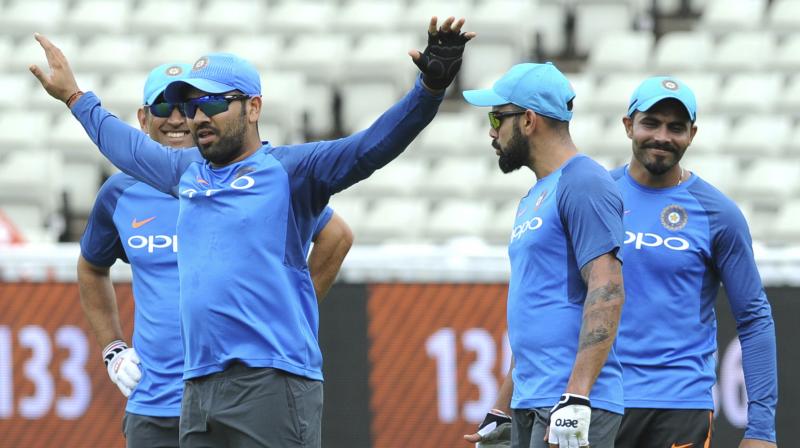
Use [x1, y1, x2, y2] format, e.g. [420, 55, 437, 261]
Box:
[578, 257, 624, 352]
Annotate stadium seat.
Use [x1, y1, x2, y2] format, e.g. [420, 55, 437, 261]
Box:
[715, 74, 782, 114]
[571, 113, 606, 154]
[0, 37, 12, 73]
[298, 82, 336, 139]
[771, 34, 800, 75]
[414, 113, 487, 156]
[468, 0, 538, 57]
[47, 114, 107, 163]
[344, 33, 421, 89]
[590, 117, 633, 157]
[0, 203, 49, 243]
[100, 72, 150, 113]
[0, 0, 65, 35]
[722, 115, 791, 158]
[483, 167, 536, 199]
[327, 195, 369, 234]
[278, 34, 352, 84]
[681, 155, 739, 194]
[534, 1, 568, 56]
[461, 42, 521, 90]
[63, 0, 132, 34]
[397, 1, 474, 33]
[735, 159, 800, 201]
[653, 31, 713, 72]
[423, 157, 491, 198]
[143, 34, 216, 68]
[73, 36, 147, 74]
[587, 31, 654, 73]
[0, 111, 51, 149]
[261, 1, 335, 34]
[574, 3, 633, 56]
[771, 200, 800, 242]
[567, 73, 595, 111]
[784, 122, 800, 156]
[766, 0, 800, 34]
[0, 149, 63, 223]
[584, 74, 646, 114]
[339, 82, 402, 134]
[689, 115, 730, 154]
[259, 71, 307, 144]
[332, 1, 404, 34]
[347, 158, 429, 198]
[359, 197, 429, 242]
[483, 199, 519, 243]
[29, 72, 102, 112]
[128, 0, 197, 35]
[0, 74, 34, 111]
[217, 35, 285, 71]
[195, 0, 268, 34]
[424, 199, 493, 240]
[669, 72, 721, 114]
[10, 35, 80, 78]
[701, 0, 766, 33]
[62, 161, 102, 215]
[708, 32, 776, 72]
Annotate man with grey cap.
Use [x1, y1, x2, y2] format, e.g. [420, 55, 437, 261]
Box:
[462, 62, 626, 448]
[610, 76, 778, 448]
[31, 15, 475, 447]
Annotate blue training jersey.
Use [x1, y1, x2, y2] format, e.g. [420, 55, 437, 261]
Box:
[508, 154, 625, 414]
[80, 173, 334, 416]
[72, 76, 442, 381]
[611, 166, 777, 442]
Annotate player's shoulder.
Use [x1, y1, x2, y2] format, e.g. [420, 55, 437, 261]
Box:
[96, 172, 139, 201]
[686, 174, 748, 228]
[560, 155, 617, 189]
[608, 165, 626, 181]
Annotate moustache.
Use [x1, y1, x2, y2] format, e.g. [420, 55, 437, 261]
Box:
[492, 140, 501, 150]
[644, 143, 676, 153]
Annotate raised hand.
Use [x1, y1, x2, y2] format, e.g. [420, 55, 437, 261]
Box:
[409, 16, 476, 91]
[28, 33, 81, 105]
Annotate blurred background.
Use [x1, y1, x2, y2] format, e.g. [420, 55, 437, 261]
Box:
[0, 0, 798, 447]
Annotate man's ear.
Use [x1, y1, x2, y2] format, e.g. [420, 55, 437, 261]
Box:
[137, 107, 148, 133]
[247, 96, 262, 124]
[622, 116, 634, 139]
[521, 109, 537, 136]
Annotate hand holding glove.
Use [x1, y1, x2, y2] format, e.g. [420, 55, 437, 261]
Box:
[548, 393, 591, 448]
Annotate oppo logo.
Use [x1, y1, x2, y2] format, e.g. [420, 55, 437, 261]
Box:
[181, 175, 255, 198]
[511, 217, 543, 242]
[624, 231, 689, 251]
[127, 235, 178, 253]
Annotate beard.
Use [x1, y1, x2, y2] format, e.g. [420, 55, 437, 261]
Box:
[495, 125, 530, 174]
[193, 109, 248, 166]
[634, 141, 685, 175]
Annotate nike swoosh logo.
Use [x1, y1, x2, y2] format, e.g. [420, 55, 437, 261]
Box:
[671, 443, 693, 448]
[131, 216, 156, 228]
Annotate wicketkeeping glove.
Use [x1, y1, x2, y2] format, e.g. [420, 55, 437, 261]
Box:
[548, 393, 591, 447]
[475, 409, 512, 447]
[103, 340, 142, 398]
[412, 26, 472, 90]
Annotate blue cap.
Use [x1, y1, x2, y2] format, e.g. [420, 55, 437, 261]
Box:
[164, 53, 261, 103]
[462, 62, 575, 122]
[143, 62, 191, 105]
[627, 76, 697, 122]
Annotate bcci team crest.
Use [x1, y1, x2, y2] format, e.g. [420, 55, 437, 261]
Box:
[660, 204, 688, 231]
[165, 65, 183, 77]
[192, 56, 209, 71]
[662, 79, 679, 91]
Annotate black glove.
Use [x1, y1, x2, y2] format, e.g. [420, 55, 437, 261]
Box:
[413, 26, 471, 90]
[476, 409, 512, 440]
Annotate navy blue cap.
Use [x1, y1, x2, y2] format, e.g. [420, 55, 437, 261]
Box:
[143, 62, 191, 105]
[164, 53, 261, 103]
[627, 76, 697, 122]
[462, 62, 575, 122]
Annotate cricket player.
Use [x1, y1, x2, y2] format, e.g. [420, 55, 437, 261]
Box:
[611, 76, 778, 448]
[463, 62, 626, 448]
[78, 63, 353, 447]
[32, 16, 474, 446]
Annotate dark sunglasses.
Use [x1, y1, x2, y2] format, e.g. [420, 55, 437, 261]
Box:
[488, 110, 526, 130]
[182, 94, 251, 119]
[147, 102, 185, 118]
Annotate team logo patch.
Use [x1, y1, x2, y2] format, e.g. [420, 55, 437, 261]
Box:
[534, 189, 548, 211]
[660, 204, 688, 231]
[192, 56, 209, 71]
[165, 65, 183, 76]
[662, 79, 679, 91]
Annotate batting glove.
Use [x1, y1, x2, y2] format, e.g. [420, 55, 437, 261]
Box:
[475, 409, 512, 447]
[103, 340, 141, 398]
[548, 393, 591, 447]
[412, 24, 472, 90]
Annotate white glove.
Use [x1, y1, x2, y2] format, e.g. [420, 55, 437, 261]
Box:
[548, 393, 591, 448]
[102, 340, 142, 398]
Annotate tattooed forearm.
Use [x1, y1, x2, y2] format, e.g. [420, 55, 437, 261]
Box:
[578, 296, 621, 351]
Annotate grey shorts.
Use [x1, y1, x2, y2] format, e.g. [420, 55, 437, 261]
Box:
[511, 407, 621, 448]
[122, 412, 179, 448]
[180, 363, 323, 448]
